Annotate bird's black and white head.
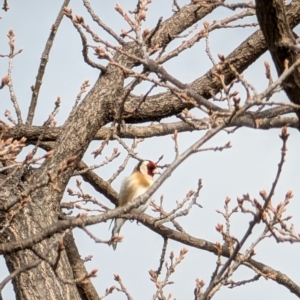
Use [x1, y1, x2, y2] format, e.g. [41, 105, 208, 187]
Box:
[136, 160, 159, 177]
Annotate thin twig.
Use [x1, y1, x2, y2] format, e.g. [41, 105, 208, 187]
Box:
[172, 0, 181, 12]
[70, 79, 90, 116]
[145, 16, 163, 45]
[155, 238, 168, 275]
[26, 0, 71, 125]
[132, 83, 156, 114]
[0, 230, 69, 291]
[81, 226, 111, 244]
[199, 126, 290, 300]
[74, 147, 120, 176]
[64, 14, 106, 71]
[114, 274, 134, 300]
[83, 0, 125, 45]
[260, 59, 300, 100]
[158, 8, 255, 64]
[0, 259, 41, 292]
[116, 84, 137, 133]
[6, 30, 23, 124]
[2, 0, 9, 11]
[107, 138, 142, 184]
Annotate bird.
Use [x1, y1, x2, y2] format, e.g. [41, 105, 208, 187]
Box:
[110, 160, 159, 250]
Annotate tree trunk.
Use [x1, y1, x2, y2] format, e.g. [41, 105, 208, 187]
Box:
[1, 178, 81, 300]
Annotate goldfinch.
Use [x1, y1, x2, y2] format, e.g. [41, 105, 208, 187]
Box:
[111, 160, 159, 250]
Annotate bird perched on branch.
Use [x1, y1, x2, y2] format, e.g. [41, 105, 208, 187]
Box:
[111, 160, 160, 250]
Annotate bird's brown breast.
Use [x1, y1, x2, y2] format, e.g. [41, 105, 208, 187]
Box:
[132, 172, 152, 188]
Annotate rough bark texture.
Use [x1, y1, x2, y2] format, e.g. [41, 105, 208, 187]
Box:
[1, 46, 130, 298]
[63, 233, 100, 300]
[1, 3, 217, 299]
[1, 0, 300, 299]
[0, 178, 80, 300]
[256, 0, 300, 110]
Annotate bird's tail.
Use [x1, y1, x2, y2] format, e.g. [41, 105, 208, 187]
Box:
[111, 218, 126, 250]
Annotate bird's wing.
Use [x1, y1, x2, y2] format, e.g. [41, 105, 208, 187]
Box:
[118, 176, 136, 207]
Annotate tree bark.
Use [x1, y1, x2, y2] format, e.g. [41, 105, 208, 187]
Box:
[1, 3, 215, 298]
[256, 0, 300, 114]
[2, 0, 300, 299]
[1, 178, 81, 300]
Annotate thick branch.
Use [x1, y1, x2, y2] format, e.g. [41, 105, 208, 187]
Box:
[79, 161, 118, 206]
[5, 106, 297, 143]
[147, 1, 220, 48]
[1, 210, 299, 297]
[256, 0, 300, 112]
[64, 232, 100, 300]
[123, 0, 300, 123]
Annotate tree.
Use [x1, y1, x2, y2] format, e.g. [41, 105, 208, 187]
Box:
[0, 0, 300, 299]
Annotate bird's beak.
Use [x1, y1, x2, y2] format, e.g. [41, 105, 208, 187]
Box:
[152, 168, 161, 175]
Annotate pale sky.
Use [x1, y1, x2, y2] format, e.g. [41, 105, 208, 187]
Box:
[1, 1, 300, 299]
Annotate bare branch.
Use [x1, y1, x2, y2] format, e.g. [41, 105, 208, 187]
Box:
[114, 274, 134, 300]
[26, 0, 71, 125]
[5, 30, 23, 124]
[2, 0, 9, 11]
[0, 259, 41, 292]
[155, 238, 168, 276]
[83, 0, 125, 45]
[63, 9, 107, 71]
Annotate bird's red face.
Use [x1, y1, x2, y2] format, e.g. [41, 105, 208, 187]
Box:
[146, 161, 159, 177]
